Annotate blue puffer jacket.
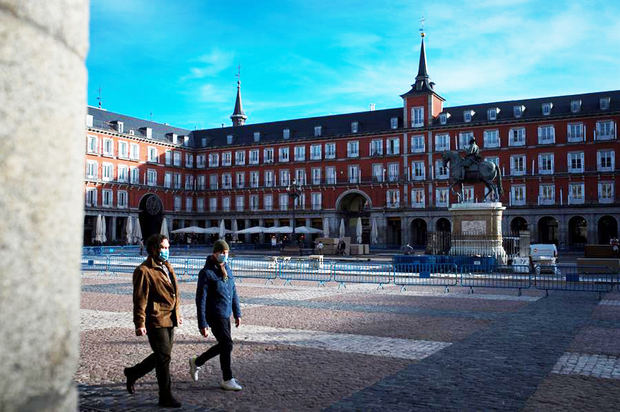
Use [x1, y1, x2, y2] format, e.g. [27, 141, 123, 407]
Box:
[196, 255, 241, 329]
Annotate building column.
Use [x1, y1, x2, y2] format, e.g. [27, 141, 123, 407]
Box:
[558, 215, 568, 249]
[258, 218, 265, 244]
[245, 218, 251, 243]
[0, 2, 88, 410]
[110, 216, 117, 241]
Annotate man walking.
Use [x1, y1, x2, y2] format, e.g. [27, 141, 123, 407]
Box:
[189, 240, 243, 391]
[123, 234, 183, 408]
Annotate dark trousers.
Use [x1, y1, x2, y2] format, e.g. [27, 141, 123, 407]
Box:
[126, 327, 174, 399]
[195, 318, 233, 381]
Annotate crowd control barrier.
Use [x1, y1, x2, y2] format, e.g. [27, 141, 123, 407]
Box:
[533, 264, 618, 298]
[332, 262, 392, 288]
[393, 263, 458, 291]
[229, 257, 279, 284]
[278, 258, 333, 286]
[460, 265, 532, 295]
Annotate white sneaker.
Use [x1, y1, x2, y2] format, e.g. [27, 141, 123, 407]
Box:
[189, 356, 201, 382]
[220, 378, 242, 391]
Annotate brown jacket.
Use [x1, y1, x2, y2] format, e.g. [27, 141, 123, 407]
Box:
[132, 256, 182, 329]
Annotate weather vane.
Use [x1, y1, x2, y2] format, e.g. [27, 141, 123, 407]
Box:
[419, 15, 425, 37]
[97, 86, 102, 108]
[236, 64, 241, 83]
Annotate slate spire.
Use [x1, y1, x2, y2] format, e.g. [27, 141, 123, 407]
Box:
[230, 80, 247, 127]
[413, 34, 434, 93]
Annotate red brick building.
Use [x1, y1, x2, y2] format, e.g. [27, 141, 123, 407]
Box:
[84, 36, 619, 249]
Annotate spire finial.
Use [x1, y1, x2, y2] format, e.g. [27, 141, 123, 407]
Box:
[97, 86, 102, 108]
[419, 15, 425, 38]
[231, 66, 247, 126]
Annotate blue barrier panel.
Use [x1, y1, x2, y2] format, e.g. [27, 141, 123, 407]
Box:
[460, 265, 532, 295]
[183, 256, 205, 280]
[392, 263, 458, 291]
[533, 265, 618, 297]
[332, 262, 392, 288]
[229, 257, 279, 284]
[81, 255, 109, 273]
[106, 255, 145, 275]
[278, 257, 332, 286]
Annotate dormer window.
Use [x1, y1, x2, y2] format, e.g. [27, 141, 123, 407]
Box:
[314, 126, 322, 137]
[183, 136, 189, 146]
[513, 105, 525, 118]
[128, 129, 135, 136]
[201, 137, 207, 147]
[542, 102, 553, 116]
[114, 121, 124, 133]
[283, 128, 290, 139]
[351, 122, 359, 133]
[439, 112, 450, 125]
[142, 127, 152, 138]
[227, 134, 233, 144]
[463, 110, 475, 123]
[390, 117, 398, 129]
[86, 114, 93, 127]
[571, 100, 582, 113]
[487, 108, 499, 121]
[253, 132, 260, 142]
[169, 133, 178, 144]
[600, 97, 610, 110]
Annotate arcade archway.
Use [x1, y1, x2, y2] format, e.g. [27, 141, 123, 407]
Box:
[537, 216, 558, 245]
[410, 218, 427, 247]
[436, 218, 451, 233]
[598, 215, 618, 244]
[336, 190, 371, 242]
[510, 217, 528, 234]
[139, 194, 163, 241]
[568, 216, 587, 248]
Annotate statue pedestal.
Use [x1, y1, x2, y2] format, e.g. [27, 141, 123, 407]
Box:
[448, 202, 507, 265]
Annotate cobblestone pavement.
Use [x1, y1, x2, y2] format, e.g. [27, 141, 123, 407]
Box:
[79, 272, 620, 411]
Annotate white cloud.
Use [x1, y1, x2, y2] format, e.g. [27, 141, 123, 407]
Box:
[182, 49, 235, 80]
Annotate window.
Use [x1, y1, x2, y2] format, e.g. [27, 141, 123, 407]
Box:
[539, 184, 555, 205]
[209, 198, 217, 212]
[372, 164, 384, 182]
[264, 148, 274, 163]
[314, 126, 322, 137]
[463, 110, 474, 123]
[511, 185, 526, 206]
[208, 153, 219, 167]
[411, 107, 424, 127]
[387, 163, 399, 182]
[185, 175, 194, 190]
[435, 134, 450, 151]
[386, 137, 400, 155]
[568, 152, 584, 173]
[439, 112, 450, 125]
[370, 140, 383, 156]
[436, 188, 449, 207]
[295, 193, 306, 212]
[283, 129, 290, 139]
[410, 135, 424, 153]
[196, 154, 206, 168]
[129, 143, 140, 161]
[390, 117, 398, 129]
[102, 163, 113, 182]
[264, 194, 273, 211]
[347, 141, 359, 157]
[485, 156, 499, 167]
[117, 165, 128, 183]
[226, 135, 233, 144]
[542, 102, 553, 116]
[201, 137, 207, 147]
[197, 175, 206, 190]
[87, 135, 98, 154]
[434, 160, 448, 179]
[173, 152, 181, 167]
[458, 131, 473, 149]
[279, 194, 288, 211]
[311, 193, 322, 210]
[221, 152, 232, 166]
[164, 150, 172, 165]
[209, 174, 218, 190]
[85, 188, 97, 206]
[325, 143, 336, 159]
[235, 196, 244, 211]
[510, 154, 526, 176]
[509, 128, 526, 146]
[598, 182, 614, 203]
[567, 123, 584, 142]
[253, 132, 260, 142]
[186, 153, 194, 168]
[279, 147, 289, 162]
[326, 167, 337, 184]
[348, 165, 360, 183]
[118, 141, 128, 159]
[463, 186, 474, 203]
[103, 138, 114, 156]
[411, 189, 425, 208]
[102, 189, 113, 207]
[250, 171, 259, 188]
[411, 161, 425, 180]
[386, 189, 400, 207]
[351, 122, 359, 133]
[147, 146, 158, 163]
[279, 169, 290, 187]
[249, 149, 259, 165]
[173, 173, 182, 189]
[264, 170, 274, 187]
[597, 150, 615, 171]
[146, 169, 157, 186]
[595, 120, 616, 140]
[222, 197, 231, 212]
[294, 145, 306, 161]
[538, 153, 554, 174]
[568, 183, 584, 205]
[483, 130, 500, 148]
[310, 144, 322, 160]
[235, 150, 246, 165]
[174, 196, 182, 211]
[513, 105, 525, 118]
[538, 125, 555, 144]
[311, 168, 321, 185]
[600, 97, 610, 110]
[86, 114, 93, 127]
[130, 167, 139, 184]
[295, 169, 306, 185]
[85, 161, 98, 179]
[197, 198, 205, 212]
[571, 100, 581, 113]
[185, 197, 193, 212]
[249, 194, 259, 211]
[487, 108, 499, 121]
[222, 173, 232, 189]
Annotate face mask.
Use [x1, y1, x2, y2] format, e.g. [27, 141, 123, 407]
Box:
[159, 249, 169, 261]
[216, 253, 228, 263]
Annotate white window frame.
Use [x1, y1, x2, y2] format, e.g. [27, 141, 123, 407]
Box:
[101, 162, 113, 182]
[209, 198, 217, 212]
[411, 107, 424, 127]
[146, 169, 157, 186]
[510, 154, 526, 176]
[372, 164, 384, 183]
[595, 120, 616, 141]
[197, 197, 205, 212]
[458, 132, 473, 149]
[103, 138, 114, 157]
[571, 100, 581, 113]
[387, 163, 399, 182]
[294, 145, 306, 161]
[370, 139, 383, 156]
[117, 165, 129, 183]
[597, 150, 615, 172]
[118, 141, 128, 159]
[434, 160, 448, 180]
[411, 161, 425, 181]
[209, 174, 218, 190]
[435, 134, 450, 151]
[311, 168, 321, 185]
[351, 122, 359, 133]
[87, 135, 99, 154]
[542, 102, 553, 116]
[250, 171, 259, 188]
[537, 125, 555, 144]
[436, 188, 449, 207]
[235, 195, 244, 211]
[174, 196, 182, 212]
[222, 151, 232, 166]
[279, 169, 290, 187]
[264, 170, 274, 187]
[567, 122, 584, 143]
[347, 141, 359, 158]
[264, 194, 273, 211]
[325, 143, 336, 159]
[249, 149, 259, 165]
[511, 185, 526, 206]
[538, 184, 555, 205]
[279, 147, 289, 162]
[222, 173, 232, 189]
[117, 190, 128, 209]
[483, 129, 500, 148]
[348, 165, 360, 183]
[130, 167, 139, 184]
[185, 197, 193, 212]
[326, 167, 337, 184]
[509, 127, 526, 146]
[567, 152, 584, 173]
[386, 137, 400, 155]
[568, 183, 584, 205]
[249, 194, 259, 211]
[147, 146, 158, 163]
[410, 135, 424, 153]
[411, 188, 425, 208]
[310, 144, 322, 160]
[279, 193, 288, 211]
[386, 189, 400, 208]
[85, 160, 98, 179]
[314, 126, 322, 137]
[598, 182, 614, 203]
[311, 192, 322, 210]
[264, 148, 274, 163]
[222, 196, 231, 212]
[85, 188, 97, 206]
[390, 117, 398, 129]
[283, 129, 290, 139]
[538, 153, 554, 175]
[102, 189, 113, 208]
[208, 153, 219, 167]
[235, 150, 246, 166]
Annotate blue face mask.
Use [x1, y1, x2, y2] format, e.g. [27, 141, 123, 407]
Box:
[216, 253, 228, 263]
[159, 249, 169, 261]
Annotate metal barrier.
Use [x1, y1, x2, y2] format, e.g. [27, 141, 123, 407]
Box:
[393, 263, 458, 292]
[106, 255, 145, 275]
[278, 258, 333, 286]
[533, 264, 618, 298]
[81, 255, 110, 274]
[332, 262, 392, 289]
[460, 265, 532, 295]
[229, 257, 278, 284]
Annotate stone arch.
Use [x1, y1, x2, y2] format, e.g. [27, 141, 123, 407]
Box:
[537, 216, 558, 245]
[568, 216, 588, 247]
[335, 189, 372, 212]
[510, 217, 528, 234]
[435, 217, 451, 232]
[597, 215, 618, 244]
[410, 218, 428, 247]
[138, 193, 164, 241]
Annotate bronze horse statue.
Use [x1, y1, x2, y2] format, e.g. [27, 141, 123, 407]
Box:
[441, 151, 503, 202]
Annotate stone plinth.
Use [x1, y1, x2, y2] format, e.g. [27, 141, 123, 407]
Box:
[448, 202, 507, 264]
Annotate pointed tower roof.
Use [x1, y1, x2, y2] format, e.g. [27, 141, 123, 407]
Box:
[401, 34, 441, 98]
[230, 80, 247, 127]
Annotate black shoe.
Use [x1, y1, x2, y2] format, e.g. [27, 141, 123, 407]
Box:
[158, 396, 182, 408]
[123, 368, 136, 394]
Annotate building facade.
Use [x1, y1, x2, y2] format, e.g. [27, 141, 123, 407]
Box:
[84, 37, 620, 249]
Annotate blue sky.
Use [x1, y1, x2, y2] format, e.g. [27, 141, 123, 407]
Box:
[87, 0, 620, 130]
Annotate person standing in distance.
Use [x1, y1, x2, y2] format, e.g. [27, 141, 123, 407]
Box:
[123, 234, 183, 408]
[189, 240, 243, 391]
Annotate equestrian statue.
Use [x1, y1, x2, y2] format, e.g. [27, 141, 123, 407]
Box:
[441, 137, 503, 202]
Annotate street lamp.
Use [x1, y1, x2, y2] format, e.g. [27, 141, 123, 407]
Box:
[287, 178, 303, 247]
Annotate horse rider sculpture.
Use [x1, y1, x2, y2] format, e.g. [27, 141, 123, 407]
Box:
[459, 137, 481, 180]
